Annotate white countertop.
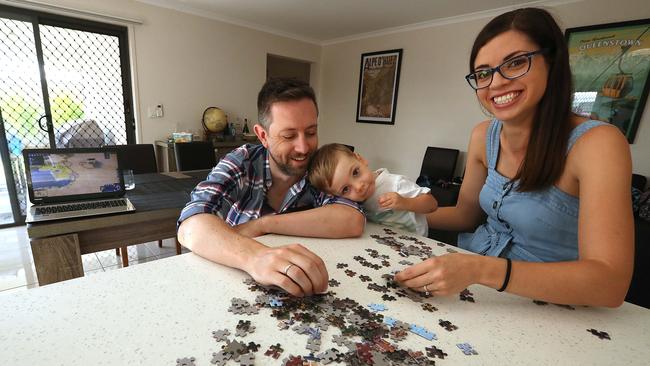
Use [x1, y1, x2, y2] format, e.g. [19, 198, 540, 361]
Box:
[1, 224, 649, 365]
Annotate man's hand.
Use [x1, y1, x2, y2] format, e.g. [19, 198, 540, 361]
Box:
[245, 243, 329, 297]
[378, 192, 405, 211]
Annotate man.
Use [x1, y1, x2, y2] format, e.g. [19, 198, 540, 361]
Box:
[177, 78, 365, 297]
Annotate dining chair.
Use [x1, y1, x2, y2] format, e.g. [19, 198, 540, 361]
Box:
[419, 146, 459, 183]
[633, 173, 647, 191]
[627, 218, 650, 308]
[106, 144, 181, 267]
[111, 143, 158, 174]
[174, 141, 217, 171]
[419, 146, 461, 246]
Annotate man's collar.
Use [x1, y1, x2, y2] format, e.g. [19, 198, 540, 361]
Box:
[263, 148, 272, 188]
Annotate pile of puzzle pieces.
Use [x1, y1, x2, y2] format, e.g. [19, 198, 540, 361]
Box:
[174, 227, 482, 365]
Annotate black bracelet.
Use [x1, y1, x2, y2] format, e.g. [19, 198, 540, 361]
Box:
[497, 258, 512, 292]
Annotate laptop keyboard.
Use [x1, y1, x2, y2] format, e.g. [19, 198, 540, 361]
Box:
[35, 199, 126, 215]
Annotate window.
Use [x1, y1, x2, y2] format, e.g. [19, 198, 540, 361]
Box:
[0, 5, 135, 225]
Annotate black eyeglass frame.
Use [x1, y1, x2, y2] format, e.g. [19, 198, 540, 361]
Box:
[465, 48, 549, 90]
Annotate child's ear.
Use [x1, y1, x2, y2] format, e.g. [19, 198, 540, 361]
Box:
[354, 153, 368, 166]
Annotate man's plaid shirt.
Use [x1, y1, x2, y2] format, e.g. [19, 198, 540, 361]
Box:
[178, 144, 362, 227]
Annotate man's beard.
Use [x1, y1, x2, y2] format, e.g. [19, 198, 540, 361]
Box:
[269, 151, 308, 177]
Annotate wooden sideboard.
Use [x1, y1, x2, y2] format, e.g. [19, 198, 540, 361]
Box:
[155, 138, 259, 172]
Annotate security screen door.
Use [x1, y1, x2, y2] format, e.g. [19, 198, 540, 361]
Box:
[0, 5, 135, 226]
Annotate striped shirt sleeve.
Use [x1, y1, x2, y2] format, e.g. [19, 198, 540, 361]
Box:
[312, 187, 365, 214]
[177, 147, 248, 225]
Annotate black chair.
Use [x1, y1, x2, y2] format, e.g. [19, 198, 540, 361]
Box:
[627, 218, 650, 308]
[419, 146, 459, 183]
[419, 147, 460, 245]
[419, 146, 460, 207]
[632, 173, 647, 191]
[627, 173, 649, 308]
[107, 144, 181, 266]
[174, 141, 217, 171]
[110, 144, 158, 174]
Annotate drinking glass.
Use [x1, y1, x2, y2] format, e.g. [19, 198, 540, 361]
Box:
[123, 169, 135, 190]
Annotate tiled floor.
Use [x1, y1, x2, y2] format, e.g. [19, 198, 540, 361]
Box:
[0, 225, 188, 293]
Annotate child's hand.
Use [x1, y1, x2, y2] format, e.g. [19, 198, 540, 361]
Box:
[378, 192, 404, 211]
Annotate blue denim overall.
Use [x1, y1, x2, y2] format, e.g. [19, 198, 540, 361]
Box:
[458, 119, 607, 262]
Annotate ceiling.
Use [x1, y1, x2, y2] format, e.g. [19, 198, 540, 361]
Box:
[137, 0, 572, 44]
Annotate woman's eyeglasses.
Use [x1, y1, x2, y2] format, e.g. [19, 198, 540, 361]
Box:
[465, 49, 548, 90]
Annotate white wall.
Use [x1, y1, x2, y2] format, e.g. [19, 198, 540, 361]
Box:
[10, 0, 649, 177]
[128, 3, 321, 144]
[318, 0, 650, 178]
[13, 0, 322, 144]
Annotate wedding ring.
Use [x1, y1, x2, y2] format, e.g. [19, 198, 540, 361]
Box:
[284, 263, 294, 276]
[423, 284, 430, 296]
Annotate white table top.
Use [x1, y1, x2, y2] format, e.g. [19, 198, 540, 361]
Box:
[1, 223, 649, 365]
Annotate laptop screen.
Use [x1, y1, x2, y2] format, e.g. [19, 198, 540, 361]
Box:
[23, 148, 124, 204]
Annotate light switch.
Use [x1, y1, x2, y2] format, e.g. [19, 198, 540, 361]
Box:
[148, 104, 164, 118]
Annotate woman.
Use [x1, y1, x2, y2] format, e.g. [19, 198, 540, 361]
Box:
[396, 8, 633, 307]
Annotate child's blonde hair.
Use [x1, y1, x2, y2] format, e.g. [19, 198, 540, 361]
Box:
[308, 143, 356, 192]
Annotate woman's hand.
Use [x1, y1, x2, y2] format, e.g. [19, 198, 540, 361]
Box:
[394, 253, 480, 295]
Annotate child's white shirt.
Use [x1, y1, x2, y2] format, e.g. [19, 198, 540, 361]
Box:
[362, 168, 431, 236]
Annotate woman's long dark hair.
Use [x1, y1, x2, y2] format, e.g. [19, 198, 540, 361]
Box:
[469, 8, 573, 192]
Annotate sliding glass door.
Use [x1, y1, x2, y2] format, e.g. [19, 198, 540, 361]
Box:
[0, 5, 135, 226]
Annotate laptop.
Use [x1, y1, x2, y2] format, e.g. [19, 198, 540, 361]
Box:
[23, 147, 135, 223]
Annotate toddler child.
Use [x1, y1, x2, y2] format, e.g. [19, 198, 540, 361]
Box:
[308, 143, 437, 236]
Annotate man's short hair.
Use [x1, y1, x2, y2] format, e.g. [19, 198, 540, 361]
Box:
[307, 143, 356, 193]
[257, 78, 318, 129]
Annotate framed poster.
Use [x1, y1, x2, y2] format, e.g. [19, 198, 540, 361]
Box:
[566, 19, 650, 143]
[356, 49, 403, 124]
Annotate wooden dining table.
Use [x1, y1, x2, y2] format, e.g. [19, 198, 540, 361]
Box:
[26, 170, 209, 286]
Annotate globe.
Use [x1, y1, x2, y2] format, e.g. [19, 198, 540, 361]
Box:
[202, 107, 228, 133]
